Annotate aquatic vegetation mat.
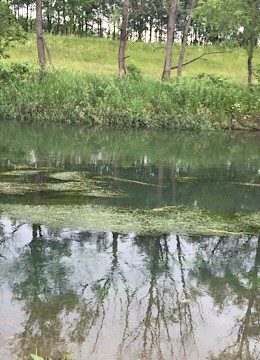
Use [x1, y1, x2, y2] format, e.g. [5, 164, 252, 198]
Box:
[1, 204, 259, 236]
[0, 171, 125, 198]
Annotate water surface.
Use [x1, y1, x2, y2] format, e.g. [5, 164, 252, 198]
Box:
[0, 123, 259, 359]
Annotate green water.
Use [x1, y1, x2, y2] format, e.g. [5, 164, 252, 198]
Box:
[0, 123, 259, 359]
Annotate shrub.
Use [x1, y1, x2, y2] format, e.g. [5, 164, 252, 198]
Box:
[0, 62, 32, 81]
[126, 62, 143, 80]
[0, 69, 259, 129]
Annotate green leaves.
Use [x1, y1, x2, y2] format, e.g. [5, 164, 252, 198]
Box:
[0, 2, 26, 58]
[30, 354, 44, 360]
[195, 0, 260, 45]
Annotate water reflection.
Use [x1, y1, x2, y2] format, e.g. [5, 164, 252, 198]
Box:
[0, 124, 259, 213]
[0, 219, 259, 360]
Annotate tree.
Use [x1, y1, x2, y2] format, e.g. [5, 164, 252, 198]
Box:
[118, 0, 129, 78]
[36, 0, 46, 68]
[0, 1, 25, 58]
[161, 0, 179, 81]
[177, 0, 198, 76]
[195, 0, 260, 85]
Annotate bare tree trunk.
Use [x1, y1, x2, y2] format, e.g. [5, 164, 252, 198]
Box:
[36, 0, 46, 69]
[247, 43, 254, 85]
[177, 0, 197, 77]
[118, 0, 129, 78]
[26, 0, 29, 32]
[161, 0, 178, 81]
[62, 0, 67, 34]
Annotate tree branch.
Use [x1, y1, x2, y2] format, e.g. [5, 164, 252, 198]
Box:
[171, 51, 227, 69]
[153, 46, 166, 52]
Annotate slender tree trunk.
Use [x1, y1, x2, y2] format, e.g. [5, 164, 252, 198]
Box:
[36, 0, 46, 68]
[46, 8, 52, 33]
[57, 10, 60, 34]
[62, 0, 67, 35]
[162, 0, 178, 81]
[177, 0, 197, 77]
[149, 17, 153, 42]
[26, 0, 29, 32]
[113, 23, 116, 40]
[247, 43, 254, 85]
[118, 0, 129, 78]
[30, 3, 33, 30]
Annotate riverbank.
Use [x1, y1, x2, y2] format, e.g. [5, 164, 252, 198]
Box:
[0, 67, 259, 130]
[3, 35, 259, 84]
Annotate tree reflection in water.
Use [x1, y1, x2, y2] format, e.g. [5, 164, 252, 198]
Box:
[0, 219, 259, 360]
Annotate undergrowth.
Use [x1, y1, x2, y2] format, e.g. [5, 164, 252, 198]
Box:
[0, 64, 259, 130]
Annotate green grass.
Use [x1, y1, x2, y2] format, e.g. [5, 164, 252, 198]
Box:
[1, 34, 259, 129]
[0, 67, 259, 129]
[3, 34, 260, 83]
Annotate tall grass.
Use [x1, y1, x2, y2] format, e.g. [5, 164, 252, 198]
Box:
[3, 34, 260, 83]
[0, 67, 259, 129]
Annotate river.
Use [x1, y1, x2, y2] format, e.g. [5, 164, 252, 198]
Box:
[0, 123, 259, 360]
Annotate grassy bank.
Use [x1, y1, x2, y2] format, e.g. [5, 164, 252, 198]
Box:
[3, 34, 260, 83]
[1, 35, 260, 129]
[0, 65, 259, 129]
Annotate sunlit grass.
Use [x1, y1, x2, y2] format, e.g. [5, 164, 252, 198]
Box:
[4, 33, 259, 83]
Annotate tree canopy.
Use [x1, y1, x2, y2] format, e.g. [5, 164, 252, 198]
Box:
[195, 0, 260, 83]
[0, 1, 25, 58]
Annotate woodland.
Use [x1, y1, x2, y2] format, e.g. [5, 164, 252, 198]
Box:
[0, 0, 259, 128]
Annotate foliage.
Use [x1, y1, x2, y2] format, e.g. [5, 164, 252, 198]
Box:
[195, 0, 260, 51]
[0, 68, 259, 129]
[126, 62, 143, 79]
[0, 1, 26, 58]
[4, 34, 259, 83]
[0, 62, 32, 81]
[30, 355, 44, 360]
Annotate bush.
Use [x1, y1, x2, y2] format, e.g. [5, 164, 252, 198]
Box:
[126, 62, 143, 80]
[0, 62, 32, 81]
[0, 69, 259, 129]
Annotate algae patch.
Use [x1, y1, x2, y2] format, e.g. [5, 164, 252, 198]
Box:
[230, 182, 260, 187]
[0, 182, 34, 195]
[49, 172, 83, 181]
[0, 171, 126, 198]
[1, 204, 259, 236]
[172, 176, 197, 183]
[1, 170, 41, 176]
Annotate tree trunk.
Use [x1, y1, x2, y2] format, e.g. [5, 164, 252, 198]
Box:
[36, 0, 46, 69]
[118, 0, 129, 78]
[57, 10, 60, 34]
[177, 0, 197, 77]
[113, 23, 116, 40]
[161, 0, 178, 81]
[149, 17, 153, 42]
[26, 0, 29, 32]
[62, 0, 67, 35]
[247, 43, 254, 85]
[46, 8, 52, 33]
